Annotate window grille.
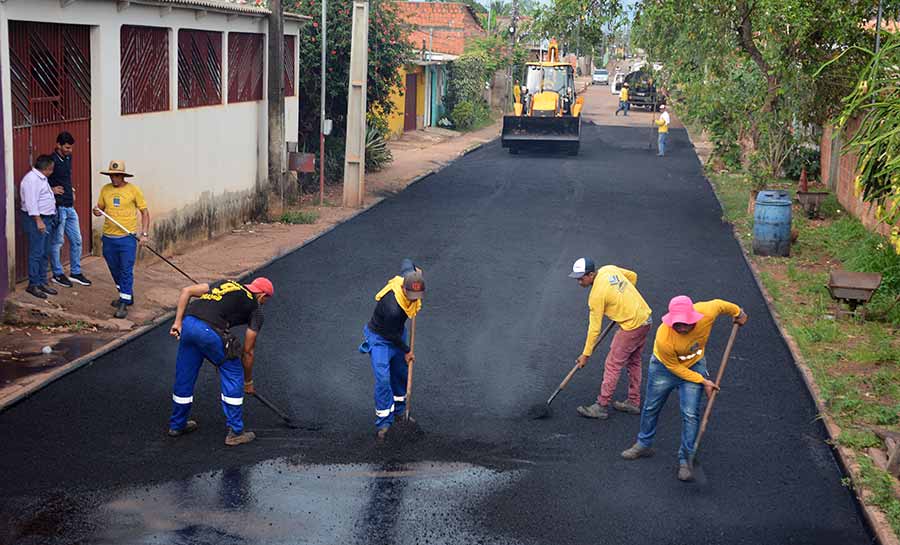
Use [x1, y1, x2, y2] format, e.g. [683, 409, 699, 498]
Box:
[178, 29, 222, 109]
[228, 32, 264, 103]
[121, 26, 169, 115]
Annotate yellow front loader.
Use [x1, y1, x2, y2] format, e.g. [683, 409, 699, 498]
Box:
[502, 40, 583, 155]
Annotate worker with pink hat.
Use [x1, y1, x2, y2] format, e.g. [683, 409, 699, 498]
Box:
[621, 295, 747, 482]
[166, 277, 274, 446]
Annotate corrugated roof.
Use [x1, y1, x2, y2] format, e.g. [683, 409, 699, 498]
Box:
[126, 0, 310, 20]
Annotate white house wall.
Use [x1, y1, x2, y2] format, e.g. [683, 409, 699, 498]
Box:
[1, 0, 302, 279]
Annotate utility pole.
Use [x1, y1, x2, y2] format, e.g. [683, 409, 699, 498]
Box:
[267, 0, 290, 215]
[507, 0, 518, 112]
[342, 1, 369, 208]
[320, 0, 327, 205]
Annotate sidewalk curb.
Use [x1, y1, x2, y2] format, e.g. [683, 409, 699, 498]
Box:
[685, 126, 898, 545]
[0, 132, 498, 414]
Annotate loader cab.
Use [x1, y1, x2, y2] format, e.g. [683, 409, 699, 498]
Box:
[522, 64, 576, 116]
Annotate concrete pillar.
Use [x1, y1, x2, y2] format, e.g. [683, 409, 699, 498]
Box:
[342, 1, 368, 208]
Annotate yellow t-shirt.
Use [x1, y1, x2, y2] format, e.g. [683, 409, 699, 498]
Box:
[655, 112, 670, 133]
[97, 182, 147, 237]
[652, 299, 742, 383]
[582, 265, 652, 356]
[620, 88, 629, 101]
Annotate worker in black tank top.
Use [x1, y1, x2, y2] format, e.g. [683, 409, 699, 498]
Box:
[166, 277, 274, 447]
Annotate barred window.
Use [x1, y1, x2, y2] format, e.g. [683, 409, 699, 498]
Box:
[178, 29, 222, 109]
[121, 26, 170, 115]
[284, 35, 296, 97]
[228, 32, 264, 103]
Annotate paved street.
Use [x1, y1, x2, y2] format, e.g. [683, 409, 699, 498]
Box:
[0, 88, 872, 544]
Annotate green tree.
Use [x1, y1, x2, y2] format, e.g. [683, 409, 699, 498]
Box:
[528, 0, 622, 56]
[288, 0, 411, 183]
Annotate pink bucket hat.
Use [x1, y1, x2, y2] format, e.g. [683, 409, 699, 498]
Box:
[661, 295, 705, 327]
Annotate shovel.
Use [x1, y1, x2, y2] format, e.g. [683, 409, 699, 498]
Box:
[529, 321, 616, 420]
[689, 323, 740, 475]
[404, 316, 417, 421]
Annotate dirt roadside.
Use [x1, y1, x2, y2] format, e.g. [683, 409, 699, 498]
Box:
[0, 122, 501, 409]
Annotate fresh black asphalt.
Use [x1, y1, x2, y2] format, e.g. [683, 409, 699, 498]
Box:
[0, 122, 872, 544]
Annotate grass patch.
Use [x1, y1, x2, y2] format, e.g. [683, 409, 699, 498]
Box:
[280, 210, 319, 225]
[838, 429, 882, 449]
[857, 456, 900, 535]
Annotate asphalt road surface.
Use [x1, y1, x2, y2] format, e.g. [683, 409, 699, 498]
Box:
[0, 114, 872, 544]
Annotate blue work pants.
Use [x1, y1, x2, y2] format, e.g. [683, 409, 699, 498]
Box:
[102, 235, 137, 305]
[360, 326, 408, 429]
[636, 356, 708, 464]
[658, 132, 669, 156]
[169, 316, 245, 433]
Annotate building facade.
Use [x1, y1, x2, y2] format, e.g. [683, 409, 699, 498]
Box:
[1, 0, 306, 300]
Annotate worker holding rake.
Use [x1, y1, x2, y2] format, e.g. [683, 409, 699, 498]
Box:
[621, 295, 747, 482]
[167, 277, 274, 446]
[359, 260, 425, 442]
[570, 258, 653, 421]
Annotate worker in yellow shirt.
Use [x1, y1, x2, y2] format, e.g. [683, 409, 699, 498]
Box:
[93, 160, 150, 319]
[569, 258, 652, 421]
[621, 295, 748, 482]
[655, 104, 671, 156]
[615, 83, 630, 116]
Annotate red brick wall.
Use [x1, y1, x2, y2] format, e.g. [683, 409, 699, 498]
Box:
[821, 122, 893, 238]
[393, 2, 486, 56]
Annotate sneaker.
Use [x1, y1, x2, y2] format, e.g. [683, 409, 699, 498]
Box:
[68, 273, 92, 286]
[612, 400, 641, 415]
[167, 420, 199, 437]
[225, 430, 256, 446]
[26, 285, 47, 299]
[38, 284, 58, 296]
[51, 274, 73, 288]
[114, 302, 128, 319]
[677, 462, 694, 482]
[576, 403, 609, 420]
[621, 442, 655, 460]
[375, 426, 390, 444]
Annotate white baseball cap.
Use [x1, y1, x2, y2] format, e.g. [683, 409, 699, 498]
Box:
[568, 258, 596, 279]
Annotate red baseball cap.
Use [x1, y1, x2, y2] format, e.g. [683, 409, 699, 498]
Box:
[246, 277, 274, 297]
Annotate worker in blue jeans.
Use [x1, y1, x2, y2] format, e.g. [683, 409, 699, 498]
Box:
[359, 259, 425, 442]
[168, 278, 274, 446]
[621, 296, 747, 482]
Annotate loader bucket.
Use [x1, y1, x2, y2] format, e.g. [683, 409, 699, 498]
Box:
[501, 115, 581, 155]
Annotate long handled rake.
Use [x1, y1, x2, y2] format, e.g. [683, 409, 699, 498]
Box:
[95, 208, 198, 284]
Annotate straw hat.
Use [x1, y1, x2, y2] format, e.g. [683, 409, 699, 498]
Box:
[100, 160, 134, 177]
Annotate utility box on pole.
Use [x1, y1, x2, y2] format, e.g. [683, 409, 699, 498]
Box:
[342, 0, 369, 208]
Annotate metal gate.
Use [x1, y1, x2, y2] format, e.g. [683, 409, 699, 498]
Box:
[404, 73, 417, 132]
[11, 21, 92, 282]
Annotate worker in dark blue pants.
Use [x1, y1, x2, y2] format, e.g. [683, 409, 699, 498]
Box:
[168, 278, 274, 446]
[360, 260, 425, 442]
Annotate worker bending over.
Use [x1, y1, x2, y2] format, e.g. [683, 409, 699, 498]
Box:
[360, 259, 425, 442]
[621, 295, 747, 481]
[569, 258, 652, 420]
[168, 277, 274, 446]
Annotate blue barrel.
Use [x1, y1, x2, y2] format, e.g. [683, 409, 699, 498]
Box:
[752, 190, 792, 256]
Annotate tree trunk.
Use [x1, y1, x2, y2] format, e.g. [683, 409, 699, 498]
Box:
[735, 0, 778, 113]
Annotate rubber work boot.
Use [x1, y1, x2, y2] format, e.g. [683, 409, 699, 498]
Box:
[375, 426, 390, 444]
[225, 430, 256, 446]
[577, 403, 609, 420]
[114, 302, 129, 319]
[612, 400, 641, 415]
[621, 442, 654, 460]
[167, 420, 199, 437]
[677, 462, 694, 482]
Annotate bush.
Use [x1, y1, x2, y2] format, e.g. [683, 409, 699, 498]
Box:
[783, 146, 821, 180]
[280, 210, 319, 224]
[365, 125, 392, 172]
[449, 100, 489, 131]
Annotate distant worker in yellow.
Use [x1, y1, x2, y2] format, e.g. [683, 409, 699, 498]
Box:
[656, 104, 671, 156]
[615, 83, 630, 116]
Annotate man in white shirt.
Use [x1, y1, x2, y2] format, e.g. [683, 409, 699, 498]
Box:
[19, 155, 59, 299]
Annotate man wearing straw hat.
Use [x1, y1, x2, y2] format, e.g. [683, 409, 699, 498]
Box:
[620, 295, 747, 482]
[93, 160, 150, 319]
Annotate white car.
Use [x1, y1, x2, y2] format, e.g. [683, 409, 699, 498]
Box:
[592, 68, 609, 85]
